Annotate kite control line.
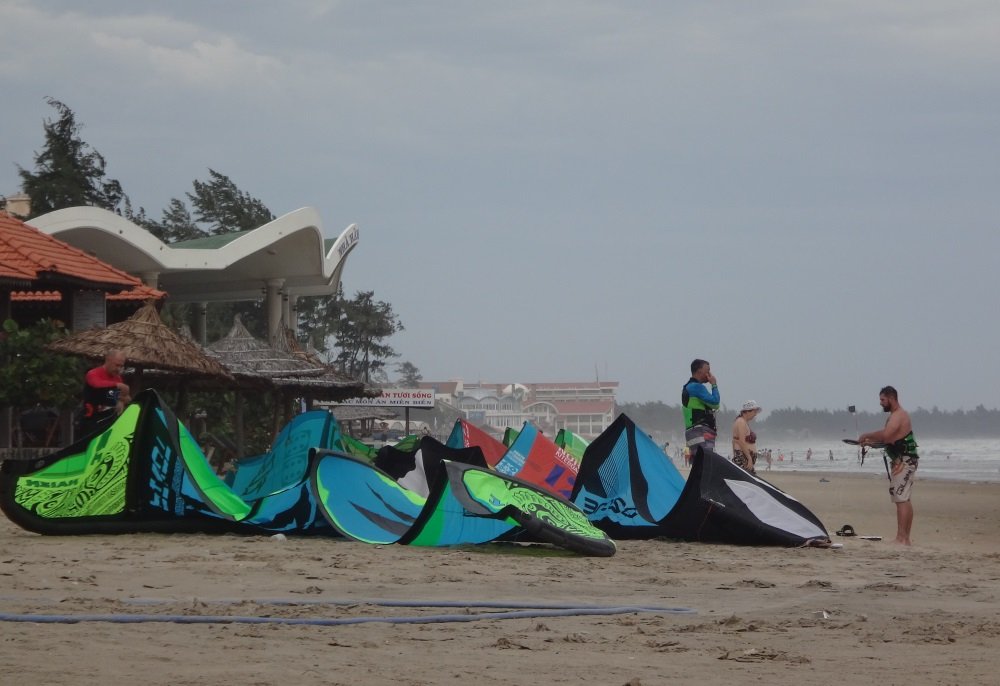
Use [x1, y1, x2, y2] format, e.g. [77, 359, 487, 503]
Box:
[841, 439, 891, 478]
[0, 598, 696, 626]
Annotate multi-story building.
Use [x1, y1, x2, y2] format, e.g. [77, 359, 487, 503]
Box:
[417, 379, 618, 439]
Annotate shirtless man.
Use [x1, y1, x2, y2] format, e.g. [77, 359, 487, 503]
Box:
[858, 386, 919, 545]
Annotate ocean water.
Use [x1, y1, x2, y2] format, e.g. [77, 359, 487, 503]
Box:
[671, 438, 1000, 483]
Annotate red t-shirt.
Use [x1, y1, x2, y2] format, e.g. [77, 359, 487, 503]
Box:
[82, 366, 124, 418]
[85, 366, 123, 389]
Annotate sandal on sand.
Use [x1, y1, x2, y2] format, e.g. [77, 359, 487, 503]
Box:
[835, 524, 856, 537]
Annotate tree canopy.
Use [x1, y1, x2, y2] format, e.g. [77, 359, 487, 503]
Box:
[322, 289, 404, 384]
[396, 361, 423, 386]
[0, 318, 84, 412]
[9, 100, 411, 452]
[18, 98, 128, 219]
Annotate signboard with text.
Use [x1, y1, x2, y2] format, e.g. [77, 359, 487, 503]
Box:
[336, 388, 435, 408]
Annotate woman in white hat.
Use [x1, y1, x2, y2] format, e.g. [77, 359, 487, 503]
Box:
[732, 400, 761, 473]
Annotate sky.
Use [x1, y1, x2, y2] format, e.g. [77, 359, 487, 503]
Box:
[3, 1, 999, 412]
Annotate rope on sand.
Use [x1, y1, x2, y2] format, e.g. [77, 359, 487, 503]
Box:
[0, 598, 696, 626]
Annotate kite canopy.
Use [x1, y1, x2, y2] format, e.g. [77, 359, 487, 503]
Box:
[656, 446, 830, 546]
[310, 449, 616, 556]
[225, 409, 341, 533]
[493, 422, 579, 500]
[448, 418, 508, 467]
[447, 419, 580, 500]
[554, 428, 589, 464]
[0, 393, 618, 555]
[2, 398, 829, 550]
[46, 302, 230, 379]
[0, 389, 249, 535]
[572, 414, 830, 546]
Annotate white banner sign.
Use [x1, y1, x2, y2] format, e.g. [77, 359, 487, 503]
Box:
[336, 388, 435, 408]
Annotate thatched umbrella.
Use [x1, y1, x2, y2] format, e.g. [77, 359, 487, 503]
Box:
[273, 326, 366, 400]
[47, 302, 231, 386]
[206, 316, 367, 448]
[208, 315, 325, 378]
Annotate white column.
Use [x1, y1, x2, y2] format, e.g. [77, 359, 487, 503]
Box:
[285, 294, 299, 335]
[139, 271, 160, 288]
[192, 302, 208, 345]
[265, 278, 285, 345]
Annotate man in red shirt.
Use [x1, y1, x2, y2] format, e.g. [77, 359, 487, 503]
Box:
[78, 349, 131, 435]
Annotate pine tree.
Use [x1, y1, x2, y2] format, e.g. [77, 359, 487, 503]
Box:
[396, 361, 423, 386]
[17, 98, 128, 218]
[325, 290, 404, 383]
[133, 198, 207, 244]
[188, 169, 274, 234]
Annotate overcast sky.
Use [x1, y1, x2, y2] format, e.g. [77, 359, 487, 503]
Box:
[3, 1, 999, 412]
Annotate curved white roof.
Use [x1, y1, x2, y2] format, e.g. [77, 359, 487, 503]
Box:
[30, 206, 358, 302]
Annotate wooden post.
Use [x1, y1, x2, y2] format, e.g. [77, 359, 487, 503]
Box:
[234, 392, 245, 459]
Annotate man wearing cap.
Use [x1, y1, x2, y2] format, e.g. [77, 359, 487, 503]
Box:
[682, 359, 720, 455]
[732, 400, 762, 474]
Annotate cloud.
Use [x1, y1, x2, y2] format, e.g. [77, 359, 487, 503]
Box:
[1, 2, 284, 90]
[4, 1, 1000, 410]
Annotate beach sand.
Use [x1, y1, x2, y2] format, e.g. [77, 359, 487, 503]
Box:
[2, 471, 999, 686]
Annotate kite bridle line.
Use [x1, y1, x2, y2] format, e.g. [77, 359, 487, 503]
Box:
[860, 443, 892, 480]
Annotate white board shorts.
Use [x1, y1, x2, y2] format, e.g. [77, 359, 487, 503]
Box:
[889, 456, 918, 503]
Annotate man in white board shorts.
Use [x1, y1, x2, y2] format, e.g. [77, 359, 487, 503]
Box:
[857, 386, 919, 545]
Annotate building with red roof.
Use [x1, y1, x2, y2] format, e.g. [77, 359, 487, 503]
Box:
[417, 378, 619, 438]
[1, 211, 159, 327]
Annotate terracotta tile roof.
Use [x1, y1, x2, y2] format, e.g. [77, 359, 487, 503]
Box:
[10, 283, 166, 302]
[418, 381, 460, 394]
[106, 284, 166, 301]
[9, 290, 62, 302]
[0, 212, 142, 291]
[0, 244, 36, 285]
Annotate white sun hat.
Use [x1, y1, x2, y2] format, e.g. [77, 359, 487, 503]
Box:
[741, 400, 761, 412]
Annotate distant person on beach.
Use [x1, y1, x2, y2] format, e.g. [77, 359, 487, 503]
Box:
[78, 349, 130, 436]
[829, 449, 834, 461]
[682, 359, 720, 455]
[731, 400, 761, 474]
[857, 385, 919, 545]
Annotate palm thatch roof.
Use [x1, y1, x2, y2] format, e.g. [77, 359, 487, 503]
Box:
[205, 317, 365, 399]
[207, 316, 325, 378]
[46, 302, 231, 379]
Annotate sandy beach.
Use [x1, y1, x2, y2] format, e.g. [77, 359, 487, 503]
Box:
[2, 470, 999, 686]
